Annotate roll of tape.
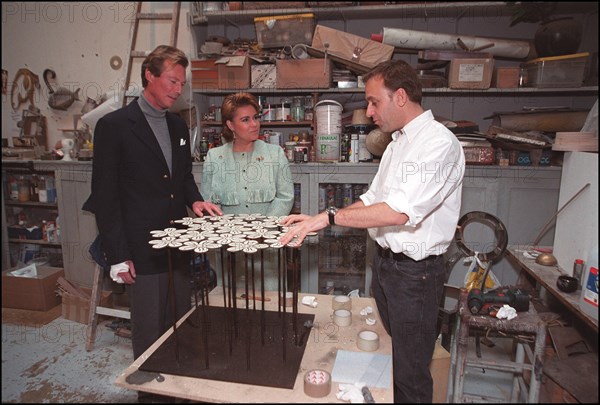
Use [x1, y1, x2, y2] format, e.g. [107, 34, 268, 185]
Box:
[332, 295, 352, 311]
[332, 309, 352, 327]
[357, 330, 379, 352]
[304, 369, 331, 398]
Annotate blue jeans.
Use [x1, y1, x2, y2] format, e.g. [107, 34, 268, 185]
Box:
[371, 249, 446, 403]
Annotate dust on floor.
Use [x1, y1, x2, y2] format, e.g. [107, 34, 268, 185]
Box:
[2, 308, 138, 403]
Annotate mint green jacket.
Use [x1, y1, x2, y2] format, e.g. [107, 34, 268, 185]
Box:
[200, 140, 294, 216]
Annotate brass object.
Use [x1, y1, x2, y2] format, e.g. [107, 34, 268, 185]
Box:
[536, 253, 557, 266]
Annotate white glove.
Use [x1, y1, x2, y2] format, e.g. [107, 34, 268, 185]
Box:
[109, 262, 130, 284]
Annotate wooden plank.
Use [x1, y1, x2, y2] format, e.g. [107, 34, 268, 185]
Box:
[506, 246, 598, 333]
[544, 352, 598, 403]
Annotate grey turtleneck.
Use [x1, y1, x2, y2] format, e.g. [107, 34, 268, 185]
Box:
[138, 92, 172, 174]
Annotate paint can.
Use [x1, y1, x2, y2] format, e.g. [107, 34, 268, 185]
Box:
[315, 133, 340, 162]
[314, 100, 343, 134]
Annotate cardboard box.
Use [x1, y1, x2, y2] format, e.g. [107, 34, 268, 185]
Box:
[216, 56, 252, 90]
[61, 287, 112, 324]
[2, 266, 64, 311]
[254, 13, 315, 49]
[448, 57, 494, 89]
[492, 66, 520, 88]
[431, 342, 451, 403]
[251, 64, 277, 88]
[276, 58, 332, 89]
[191, 59, 218, 90]
[311, 25, 394, 70]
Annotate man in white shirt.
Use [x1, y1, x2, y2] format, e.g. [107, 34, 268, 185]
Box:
[280, 59, 465, 402]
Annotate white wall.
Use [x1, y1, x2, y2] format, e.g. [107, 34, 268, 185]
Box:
[2, 2, 195, 149]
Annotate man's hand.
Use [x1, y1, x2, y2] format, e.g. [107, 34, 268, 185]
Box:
[279, 213, 328, 246]
[192, 201, 223, 217]
[111, 260, 136, 285]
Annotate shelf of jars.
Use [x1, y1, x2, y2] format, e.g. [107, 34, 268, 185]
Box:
[192, 86, 598, 95]
[200, 120, 313, 127]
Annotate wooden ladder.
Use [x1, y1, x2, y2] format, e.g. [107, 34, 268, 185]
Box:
[85, 264, 131, 351]
[121, 1, 181, 107]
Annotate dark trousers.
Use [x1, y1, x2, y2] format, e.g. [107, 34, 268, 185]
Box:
[128, 268, 192, 360]
[371, 249, 446, 403]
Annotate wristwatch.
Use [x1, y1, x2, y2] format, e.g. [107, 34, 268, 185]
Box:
[325, 206, 338, 226]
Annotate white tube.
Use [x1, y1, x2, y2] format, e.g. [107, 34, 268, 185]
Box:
[382, 27, 530, 59]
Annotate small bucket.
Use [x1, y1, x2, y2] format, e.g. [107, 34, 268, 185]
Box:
[315, 100, 343, 135]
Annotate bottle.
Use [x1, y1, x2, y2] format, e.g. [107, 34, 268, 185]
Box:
[349, 134, 359, 163]
[29, 174, 39, 202]
[46, 176, 56, 203]
[573, 259, 584, 290]
[277, 97, 291, 121]
[340, 133, 350, 162]
[8, 175, 19, 200]
[579, 245, 598, 322]
[292, 96, 304, 122]
[38, 176, 48, 203]
[18, 176, 30, 202]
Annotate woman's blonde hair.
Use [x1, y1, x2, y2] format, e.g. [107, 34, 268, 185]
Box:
[221, 92, 260, 143]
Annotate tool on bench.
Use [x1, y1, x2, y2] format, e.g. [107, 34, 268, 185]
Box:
[468, 287, 530, 315]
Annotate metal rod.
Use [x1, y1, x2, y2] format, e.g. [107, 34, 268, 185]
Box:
[532, 183, 590, 246]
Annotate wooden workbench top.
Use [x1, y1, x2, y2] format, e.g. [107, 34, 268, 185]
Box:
[115, 289, 394, 402]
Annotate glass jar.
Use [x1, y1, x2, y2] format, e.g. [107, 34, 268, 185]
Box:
[291, 96, 304, 122]
[284, 141, 297, 162]
[18, 176, 30, 202]
[276, 98, 291, 121]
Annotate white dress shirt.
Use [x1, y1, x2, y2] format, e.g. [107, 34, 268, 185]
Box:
[360, 110, 465, 260]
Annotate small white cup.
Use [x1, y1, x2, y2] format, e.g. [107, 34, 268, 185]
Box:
[332, 295, 352, 311]
[332, 309, 352, 327]
[357, 330, 380, 352]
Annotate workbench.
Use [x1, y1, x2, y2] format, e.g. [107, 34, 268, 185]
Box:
[506, 245, 598, 333]
[115, 289, 395, 402]
[506, 245, 599, 403]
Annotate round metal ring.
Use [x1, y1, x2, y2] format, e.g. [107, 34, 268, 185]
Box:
[110, 55, 123, 70]
[454, 211, 508, 263]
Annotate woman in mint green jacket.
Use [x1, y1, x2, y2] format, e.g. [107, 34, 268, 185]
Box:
[201, 93, 294, 292]
[201, 93, 293, 216]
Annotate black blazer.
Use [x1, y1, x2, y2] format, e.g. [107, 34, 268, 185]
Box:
[83, 100, 202, 274]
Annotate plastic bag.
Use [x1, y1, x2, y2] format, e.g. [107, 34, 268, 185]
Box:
[463, 256, 500, 291]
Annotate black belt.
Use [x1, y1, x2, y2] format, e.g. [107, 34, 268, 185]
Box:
[376, 244, 439, 262]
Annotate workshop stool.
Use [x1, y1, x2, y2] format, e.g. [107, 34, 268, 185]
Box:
[447, 288, 546, 403]
[86, 264, 131, 351]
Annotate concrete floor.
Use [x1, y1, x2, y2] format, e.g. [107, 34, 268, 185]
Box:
[2, 308, 138, 403]
[2, 305, 529, 403]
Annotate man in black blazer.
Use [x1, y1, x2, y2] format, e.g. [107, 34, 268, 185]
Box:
[84, 45, 222, 373]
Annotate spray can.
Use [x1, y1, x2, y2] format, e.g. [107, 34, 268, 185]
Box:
[573, 259, 584, 290]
